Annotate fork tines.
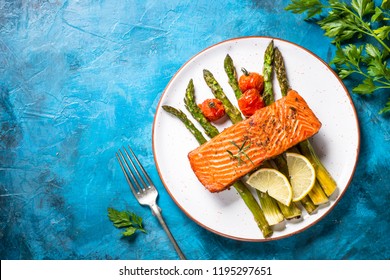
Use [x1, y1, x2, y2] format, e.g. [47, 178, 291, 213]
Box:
[116, 146, 154, 195]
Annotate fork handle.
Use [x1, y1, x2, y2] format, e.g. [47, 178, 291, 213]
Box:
[150, 204, 186, 260]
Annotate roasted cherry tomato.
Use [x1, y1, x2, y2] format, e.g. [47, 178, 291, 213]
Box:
[238, 88, 265, 117]
[238, 68, 264, 93]
[198, 98, 225, 121]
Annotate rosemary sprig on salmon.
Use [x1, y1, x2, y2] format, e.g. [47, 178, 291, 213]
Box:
[226, 140, 254, 166]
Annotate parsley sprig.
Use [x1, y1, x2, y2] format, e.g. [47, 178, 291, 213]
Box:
[108, 207, 146, 237]
[286, 0, 390, 114]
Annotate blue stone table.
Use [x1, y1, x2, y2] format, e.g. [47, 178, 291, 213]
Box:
[1, 0, 389, 260]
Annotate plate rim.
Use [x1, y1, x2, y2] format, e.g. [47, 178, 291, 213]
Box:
[152, 35, 361, 242]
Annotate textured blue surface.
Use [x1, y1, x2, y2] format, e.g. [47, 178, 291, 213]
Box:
[0, 0, 389, 260]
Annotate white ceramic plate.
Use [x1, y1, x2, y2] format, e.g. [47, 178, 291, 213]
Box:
[152, 37, 360, 241]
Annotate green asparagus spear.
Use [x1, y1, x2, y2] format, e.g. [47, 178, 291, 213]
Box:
[234, 180, 273, 237]
[262, 40, 275, 107]
[184, 79, 220, 138]
[257, 191, 284, 226]
[224, 54, 242, 99]
[163, 105, 273, 238]
[162, 105, 207, 145]
[299, 196, 317, 215]
[203, 69, 243, 124]
[274, 47, 290, 96]
[274, 47, 337, 197]
[308, 182, 329, 205]
[277, 200, 302, 219]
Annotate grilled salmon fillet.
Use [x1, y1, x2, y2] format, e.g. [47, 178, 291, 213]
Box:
[188, 90, 321, 192]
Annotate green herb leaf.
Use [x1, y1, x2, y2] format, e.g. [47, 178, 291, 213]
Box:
[108, 208, 132, 228]
[331, 44, 348, 65]
[351, 0, 375, 18]
[122, 227, 137, 237]
[285, 0, 323, 19]
[371, 7, 384, 22]
[108, 207, 147, 237]
[344, 44, 364, 67]
[130, 212, 143, 228]
[374, 25, 390, 40]
[365, 44, 390, 80]
[379, 98, 390, 114]
[365, 43, 381, 58]
[382, 0, 390, 9]
[338, 68, 354, 79]
[353, 78, 376, 94]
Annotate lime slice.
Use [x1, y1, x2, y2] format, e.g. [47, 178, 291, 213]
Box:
[286, 152, 316, 202]
[246, 168, 292, 206]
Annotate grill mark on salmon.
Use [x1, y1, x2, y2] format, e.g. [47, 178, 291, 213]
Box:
[188, 90, 321, 192]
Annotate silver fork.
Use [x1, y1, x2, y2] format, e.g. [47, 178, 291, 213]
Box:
[116, 146, 186, 260]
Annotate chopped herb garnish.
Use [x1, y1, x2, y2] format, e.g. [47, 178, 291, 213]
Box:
[226, 139, 254, 166]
